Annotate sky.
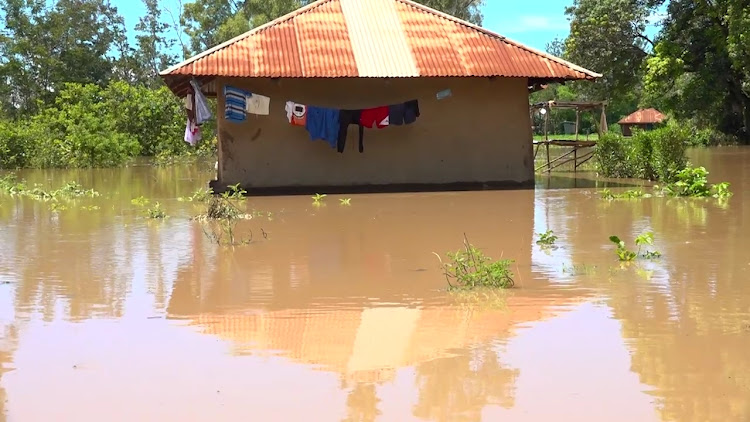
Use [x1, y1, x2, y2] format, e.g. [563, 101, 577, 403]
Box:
[115, 0, 574, 53]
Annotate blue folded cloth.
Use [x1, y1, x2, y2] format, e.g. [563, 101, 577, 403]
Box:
[305, 106, 341, 148]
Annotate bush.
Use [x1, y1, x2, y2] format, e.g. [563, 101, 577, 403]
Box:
[595, 133, 638, 178]
[0, 81, 199, 169]
[436, 236, 515, 290]
[596, 125, 688, 182]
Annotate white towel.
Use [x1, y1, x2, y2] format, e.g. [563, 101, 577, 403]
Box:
[247, 93, 270, 115]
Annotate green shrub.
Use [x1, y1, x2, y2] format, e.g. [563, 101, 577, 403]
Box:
[595, 133, 637, 178]
[651, 124, 688, 182]
[633, 130, 657, 180]
[436, 236, 515, 290]
[663, 166, 732, 198]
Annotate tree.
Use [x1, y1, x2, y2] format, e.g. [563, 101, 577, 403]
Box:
[134, 0, 177, 86]
[564, 0, 664, 101]
[643, 0, 750, 141]
[180, 0, 484, 55]
[0, 0, 128, 116]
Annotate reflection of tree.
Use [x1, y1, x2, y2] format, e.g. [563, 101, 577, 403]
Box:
[342, 383, 380, 422]
[412, 345, 518, 422]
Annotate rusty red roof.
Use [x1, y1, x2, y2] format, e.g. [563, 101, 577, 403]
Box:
[161, 0, 600, 95]
[618, 108, 667, 125]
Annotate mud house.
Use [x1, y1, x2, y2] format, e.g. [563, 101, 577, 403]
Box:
[161, 0, 600, 193]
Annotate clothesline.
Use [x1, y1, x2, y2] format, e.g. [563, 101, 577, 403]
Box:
[182, 78, 450, 152]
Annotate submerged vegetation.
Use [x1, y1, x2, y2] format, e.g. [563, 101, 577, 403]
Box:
[609, 232, 662, 262]
[536, 230, 558, 246]
[1, 175, 99, 201]
[662, 166, 733, 199]
[145, 202, 167, 219]
[435, 236, 515, 291]
[312, 193, 327, 206]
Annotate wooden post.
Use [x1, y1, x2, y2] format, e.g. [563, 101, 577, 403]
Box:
[575, 109, 580, 141]
[544, 107, 549, 141]
[546, 142, 551, 172]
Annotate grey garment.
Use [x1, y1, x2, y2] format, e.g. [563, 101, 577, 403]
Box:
[190, 79, 213, 125]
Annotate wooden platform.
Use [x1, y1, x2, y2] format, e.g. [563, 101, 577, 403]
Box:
[533, 139, 597, 173]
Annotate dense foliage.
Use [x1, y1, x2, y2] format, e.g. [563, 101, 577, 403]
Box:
[0, 82, 188, 168]
[595, 124, 689, 181]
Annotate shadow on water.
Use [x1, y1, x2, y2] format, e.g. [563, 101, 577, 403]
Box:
[1, 148, 750, 421]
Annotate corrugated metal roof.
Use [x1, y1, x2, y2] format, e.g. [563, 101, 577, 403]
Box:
[161, 0, 600, 94]
[618, 108, 667, 125]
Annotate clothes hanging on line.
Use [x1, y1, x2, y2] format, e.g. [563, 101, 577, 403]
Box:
[247, 93, 270, 115]
[225, 85, 250, 123]
[360, 106, 389, 129]
[286, 102, 308, 126]
[190, 79, 212, 125]
[389, 100, 420, 125]
[305, 106, 340, 149]
[337, 109, 363, 153]
[184, 119, 201, 146]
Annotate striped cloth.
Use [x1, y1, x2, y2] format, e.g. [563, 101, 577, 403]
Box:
[224, 85, 250, 123]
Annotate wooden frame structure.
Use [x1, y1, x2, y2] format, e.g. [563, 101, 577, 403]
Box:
[530, 101, 608, 173]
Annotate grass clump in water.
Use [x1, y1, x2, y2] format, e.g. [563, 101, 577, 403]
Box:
[145, 202, 167, 219]
[435, 235, 515, 290]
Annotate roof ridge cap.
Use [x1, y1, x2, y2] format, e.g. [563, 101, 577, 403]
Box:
[160, 0, 335, 76]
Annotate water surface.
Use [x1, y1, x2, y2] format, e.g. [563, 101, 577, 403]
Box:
[1, 148, 749, 421]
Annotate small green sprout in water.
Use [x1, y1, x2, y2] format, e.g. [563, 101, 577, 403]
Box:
[434, 235, 515, 290]
[178, 187, 213, 202]
[131, 196, 150, 207]
[81, 205, 100, 211]
[610, 232, 662, 262]
[312, 193, 327, 205]
[145, 202, 167, 219]
[339, 198, 352, 206]
[222, 183, 246, 200]
[536, 230, 558, 246]
[609, 236, 637, 262]
[635, 232, 662, 259]
[49, 202, 67, 212]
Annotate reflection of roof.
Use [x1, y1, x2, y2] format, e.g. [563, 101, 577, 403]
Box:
[191, 295, 581, 381]
[618, 108, 666, 125]
[161, 0, 599, 95]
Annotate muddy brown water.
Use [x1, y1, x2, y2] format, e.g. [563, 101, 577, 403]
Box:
[1, 148, 749, 421]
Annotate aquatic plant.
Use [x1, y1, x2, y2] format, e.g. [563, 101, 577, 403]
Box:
[635, 232, 662, 259]
[193, 197, 257, 245]
[435, 235, 515, 290]
[536, 230, 558, 246]
[178, 187, 213, 202]
[222, 183, 246, 200]
[599, 188, 650, 200]
[145, 202, 167, 219]
[610, 232, 662, 261]
[1, 176, 100, 201]
[339, 198, 352, 206]
[49, 202, 67, 212]
[662, 166, 732, 199]
[610, 236, 637, 262]
[312, 193, 327, 205]
[131, 196, 150, 207]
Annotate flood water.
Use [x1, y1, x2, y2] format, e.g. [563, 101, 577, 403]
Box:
[1, 148, 749, 421]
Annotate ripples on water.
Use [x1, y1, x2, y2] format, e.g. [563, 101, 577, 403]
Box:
[1, 148, 750, 421]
